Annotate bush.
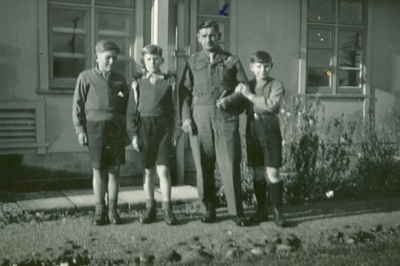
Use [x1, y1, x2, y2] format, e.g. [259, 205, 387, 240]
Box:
[214, 96, 400, 207]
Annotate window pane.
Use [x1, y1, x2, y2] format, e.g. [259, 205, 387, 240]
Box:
[339, 0, 365, 24]
[53, 58, 86, 78]
[308, 49, 332, 87]
[308, 49, 331, 68]
[338, 70, 360, 86]
[98, 12, 130, 32]
[95, 0, 134, 8]
[308, 68, 331, 87]
[51, 0, 90, 4]
[198, 0, 228, 15]
[308, 28, 332, 49]
[52, 8, 87, 29]
[339, 30, 362, 68]
[308, 0, 335, 22]
[52, 33, 86, 54]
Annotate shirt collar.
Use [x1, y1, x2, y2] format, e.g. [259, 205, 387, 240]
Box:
[95, 66, 112, 79]
[199, 47, 225, 63]
[143, 71, 165, 79]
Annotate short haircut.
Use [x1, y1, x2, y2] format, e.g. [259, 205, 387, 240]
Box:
[95, 40, 120, 54]
[250, 51, 273, 64]
[141, 44, 163, 57]
[197, 20, 219, 33]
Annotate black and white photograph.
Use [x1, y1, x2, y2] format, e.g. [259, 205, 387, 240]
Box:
[1, 0, 400, 265]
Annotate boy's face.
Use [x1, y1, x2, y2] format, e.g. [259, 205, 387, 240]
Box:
[143, 53, 163, 73]
[96, 50, 118, 72]
[250, 62, 273, 80]
[197, 27, 221, 52]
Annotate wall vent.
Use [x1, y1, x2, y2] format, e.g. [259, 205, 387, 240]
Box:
[0, 100, 49, 154]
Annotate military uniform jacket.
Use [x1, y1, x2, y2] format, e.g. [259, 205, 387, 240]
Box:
[180, 48, 248, 121]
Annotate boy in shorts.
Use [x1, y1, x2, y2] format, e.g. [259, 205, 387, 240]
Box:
[72, 40, 129, 225]
[235, 51, 286, 226]
[126, 44, 181, 225]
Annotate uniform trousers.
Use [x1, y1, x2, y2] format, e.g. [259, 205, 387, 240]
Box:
[189, 104, 244, 217]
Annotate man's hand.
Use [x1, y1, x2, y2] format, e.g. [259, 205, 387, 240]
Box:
[216, 97, 230, 110]
[235, 83, 252, 98]
[216, 90, 228, 109]
[172, 135, 179, 147]
[78, 132, 88, 146]
[182, 119, 195, 136]
[132, 135, 140, 152]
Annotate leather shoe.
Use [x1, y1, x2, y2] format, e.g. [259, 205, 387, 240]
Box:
[163, 209, 178, 225]
[201, 214, 216, 223]
[108, 208, 122, 225]
[201, 203, 216, 223]
[232, 216, 250, 227]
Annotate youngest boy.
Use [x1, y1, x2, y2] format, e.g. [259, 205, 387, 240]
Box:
[126, 44, 181, 225]
[236, 51, 286, 226]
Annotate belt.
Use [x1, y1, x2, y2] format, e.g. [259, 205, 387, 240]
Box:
[193, 96, 217, 105]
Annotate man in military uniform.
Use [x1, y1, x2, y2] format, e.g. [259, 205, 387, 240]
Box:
[180, 20, 248, 225]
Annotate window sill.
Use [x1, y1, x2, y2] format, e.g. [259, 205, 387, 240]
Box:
[298, 93, 371, 99]
[37, 89, 74, 95]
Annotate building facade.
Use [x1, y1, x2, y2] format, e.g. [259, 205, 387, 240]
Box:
[0, 0, 399, 188]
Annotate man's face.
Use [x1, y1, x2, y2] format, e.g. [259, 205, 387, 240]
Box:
[96, 50, 118, 72]
[250, 62, 273, 80]
[143, 53, 163, 73]
[197, 27, 221, 52]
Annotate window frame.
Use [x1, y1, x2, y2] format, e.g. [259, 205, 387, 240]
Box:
[38, 0, 141, 94]
[300, 0, 372, 97]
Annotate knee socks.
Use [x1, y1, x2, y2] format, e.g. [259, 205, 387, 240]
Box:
[270, 181, 284, 207]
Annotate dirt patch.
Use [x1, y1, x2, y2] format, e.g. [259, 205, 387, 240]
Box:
[1, 197, 400, 265]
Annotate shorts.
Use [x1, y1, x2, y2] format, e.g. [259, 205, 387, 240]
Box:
[246, 114, 282, 168]
[138, 116, 173, 168]
[86, 119, 127, 169]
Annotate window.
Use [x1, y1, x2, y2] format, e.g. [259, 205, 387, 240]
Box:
[306, 0, 367, 94]
[40, 0, 135, 91]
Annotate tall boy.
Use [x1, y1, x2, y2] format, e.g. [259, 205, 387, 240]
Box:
[236, 51, 286, 226]
[180, 20, 248, 225]
[126, 44, 181, 225]
[72, 40, 129, 225]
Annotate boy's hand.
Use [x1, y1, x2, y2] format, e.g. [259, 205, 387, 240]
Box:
[235, 83, 251, 97]
[182, 119, 195, 136]
[78, 132, 88, 146]
[216, 90, 228, 109]
[132, 136, 140, 152]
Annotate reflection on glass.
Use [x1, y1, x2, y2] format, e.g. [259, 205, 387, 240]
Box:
[308, 68, 330, 87]
[308, 28, 332, 49]
[52, 33, 86, 54]
[53, 58, 86, 78]
[98, 13, 129, 32]
[308, 0, 334, 22]
[339, 70, 360, 86]
[340, 0, 364, 24]
[197, 0, 225, 15]
[339, 31, 362, 68]
[96, 0, 134, 8]
[52, 8, 87, 29]
[308, 49, 331, 68]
